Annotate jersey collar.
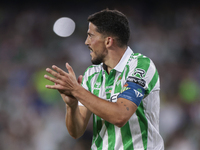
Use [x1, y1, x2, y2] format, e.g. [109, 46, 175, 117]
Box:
[113, 46, 133, 72]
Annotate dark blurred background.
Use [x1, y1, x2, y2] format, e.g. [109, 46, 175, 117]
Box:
[0, 0, 200, 150]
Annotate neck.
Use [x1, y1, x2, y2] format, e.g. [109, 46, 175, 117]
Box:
[104, 46, 127, 74]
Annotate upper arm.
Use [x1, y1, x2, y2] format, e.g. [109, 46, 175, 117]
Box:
[116, 97, 138, 125]
[115, 77, 146, 127]
[118, 78, 146, 106]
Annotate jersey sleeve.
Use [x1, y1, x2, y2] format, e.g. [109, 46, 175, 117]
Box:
[78, 68, 89, 106]
[130, 56, 160, 94]
[118, 55, 159, 106]
[78, 66, 93, 106]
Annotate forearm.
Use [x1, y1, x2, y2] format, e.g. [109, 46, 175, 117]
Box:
[44, 65, 91, 136]
[72, 85, 135, 127]
[60, 94, 87, 139]
[65, 103, 86, 139]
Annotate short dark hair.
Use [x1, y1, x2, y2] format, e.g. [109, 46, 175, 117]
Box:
[88, 9, 130, 47]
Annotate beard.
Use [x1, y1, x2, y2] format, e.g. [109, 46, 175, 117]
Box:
[91, 55, 104, 65]
[89, 46, 107, 65]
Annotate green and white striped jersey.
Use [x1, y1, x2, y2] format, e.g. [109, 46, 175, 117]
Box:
[80, 47, 164, 150]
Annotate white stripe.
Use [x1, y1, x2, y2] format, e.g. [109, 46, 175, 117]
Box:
[127, 58, 138, 75]
[114, 126, 123, 150]
[99, 123, 108, 149]
[144, 59, 156, 88]
[91, 144, 97, 150]
[101, 74, 107, 100]
[129, 114, 144, 149]
[143, 91, 164, 149]
[153, 76, 160, 91]
[91, 115, 97, 150]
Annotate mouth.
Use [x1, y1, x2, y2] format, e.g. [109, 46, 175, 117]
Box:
[88, 47, 93, 53]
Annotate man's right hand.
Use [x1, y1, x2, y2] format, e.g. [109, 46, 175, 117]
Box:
[59, 75, 83, 107]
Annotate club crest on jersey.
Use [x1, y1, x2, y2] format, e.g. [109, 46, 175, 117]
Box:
[133, 68, 145, 78]
[121, 83, 130, 92]
[116, 76, 122, 86]
[124, 83, 128, 87]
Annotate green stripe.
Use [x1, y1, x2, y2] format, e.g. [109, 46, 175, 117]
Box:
[121, 122, 134, 150]
[114, 71, 124, 93]
[83, 65, 101, 92]
[105, 121, 115, 150]
[105, 69, 116, 85]
[95, 116, 103, 150]
[136, 101, 148, 150]
[92, 114, 97, 144]
[105, 69, 116, 98]
[135, 57, 150, 78]
[93, 70, 103, 96]
[96, 136, 103, 150]
[87, 72, 98, 92]
[93, 70, 104, 149]
[125, 65, 130, 79]
[114, 65, 129, 93]
[146, 70, 159, 94]
[93, 89, 100, 97]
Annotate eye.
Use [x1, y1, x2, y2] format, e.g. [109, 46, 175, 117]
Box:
[88, 33, 93, 39]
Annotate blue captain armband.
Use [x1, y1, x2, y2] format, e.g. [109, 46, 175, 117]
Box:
[117, 80, 145, 106]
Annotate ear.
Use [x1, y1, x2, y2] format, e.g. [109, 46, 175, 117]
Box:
[105, 37, 113, 48]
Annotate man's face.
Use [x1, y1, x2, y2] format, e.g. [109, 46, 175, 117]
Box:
[85, 23, 107, 65]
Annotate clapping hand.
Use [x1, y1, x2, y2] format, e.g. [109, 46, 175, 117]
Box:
[44, 63, 82, 96]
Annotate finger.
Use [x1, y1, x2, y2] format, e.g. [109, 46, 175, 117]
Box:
[45, 84, 57, 89]
[66, 63, 75, 76]
[46, 84, 72, 96]
[45, 84, 64, 90]
[46, 68, 63, 80]
[52, 65, 67, 76]
[77, 75, 83, 85]
[44, 74, 64, 85]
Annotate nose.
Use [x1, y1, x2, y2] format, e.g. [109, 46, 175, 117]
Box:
[85, 36, 89, 45]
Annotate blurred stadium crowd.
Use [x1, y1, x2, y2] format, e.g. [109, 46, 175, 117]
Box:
[0, 1, 200, 150]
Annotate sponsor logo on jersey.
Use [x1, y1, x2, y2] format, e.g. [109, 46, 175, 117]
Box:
[105, 86, 113, 94]
[127, 76, 146, 88]
[110, 93, 120, 102]
[133, 68, 145, 78]
[94, 82, 101, 88]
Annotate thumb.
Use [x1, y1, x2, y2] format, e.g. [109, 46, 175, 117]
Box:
[77, 75, 83, 85]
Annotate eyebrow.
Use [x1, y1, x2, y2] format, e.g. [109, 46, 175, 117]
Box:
[87, 32, 94, 36]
